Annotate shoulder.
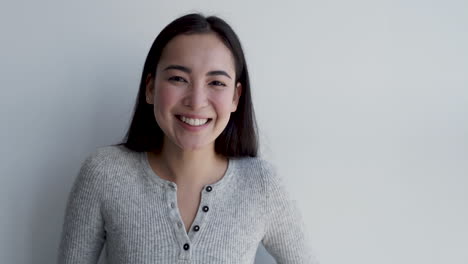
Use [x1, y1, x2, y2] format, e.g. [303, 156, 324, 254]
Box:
[234, 157, 294, 200]
[77, 144, 140, 182]
[231, 156, 280, 188]
[85, 144, 139, 166]
[233, 156, 276, 172]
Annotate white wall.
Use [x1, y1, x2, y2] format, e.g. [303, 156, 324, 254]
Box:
[1, 0, 467, 263]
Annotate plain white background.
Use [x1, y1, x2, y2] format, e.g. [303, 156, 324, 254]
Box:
[1, 0, 467, 263]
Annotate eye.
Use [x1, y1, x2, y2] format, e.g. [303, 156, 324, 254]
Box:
[210, 80, 226, 87]
[168, 76, 187, 83]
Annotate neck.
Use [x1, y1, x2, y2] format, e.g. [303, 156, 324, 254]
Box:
[150, 139, 227, 188]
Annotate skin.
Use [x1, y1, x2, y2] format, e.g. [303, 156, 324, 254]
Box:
[145, 32, 242, 190]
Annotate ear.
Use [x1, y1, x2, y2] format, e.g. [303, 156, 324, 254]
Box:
[145, 73, 154, 104]
[231, 82, 242, 112]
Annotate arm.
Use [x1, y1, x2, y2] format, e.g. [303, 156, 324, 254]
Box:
[57, 155, 106, 264]
[261, 163, 319, 264]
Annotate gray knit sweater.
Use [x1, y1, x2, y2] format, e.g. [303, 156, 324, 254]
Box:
[57, 145, 318, 264]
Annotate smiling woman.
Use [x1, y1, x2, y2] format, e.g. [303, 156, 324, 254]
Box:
[57, 12, 318, 264]
[146, 32, 242, 152]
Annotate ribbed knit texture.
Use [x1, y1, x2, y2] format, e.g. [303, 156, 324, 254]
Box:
[57, 145, 318, 264]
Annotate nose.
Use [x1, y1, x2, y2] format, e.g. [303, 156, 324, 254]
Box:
[182, 80, 208, 110]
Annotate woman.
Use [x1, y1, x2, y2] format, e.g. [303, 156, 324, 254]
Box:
[58, 13, 318, 264]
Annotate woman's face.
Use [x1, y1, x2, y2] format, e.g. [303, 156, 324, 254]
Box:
[146, 33, 242, 152]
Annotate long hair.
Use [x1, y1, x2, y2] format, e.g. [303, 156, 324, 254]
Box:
[114, 13, 259, 157]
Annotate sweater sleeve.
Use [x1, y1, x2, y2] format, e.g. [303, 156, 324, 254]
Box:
[261, 163, 319, 264]
[57, 154, 106, 264]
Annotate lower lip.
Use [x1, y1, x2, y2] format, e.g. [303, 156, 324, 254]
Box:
[176, 116, 212, 132]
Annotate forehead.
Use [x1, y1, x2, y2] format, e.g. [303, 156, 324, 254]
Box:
[158, 33, 235, 73]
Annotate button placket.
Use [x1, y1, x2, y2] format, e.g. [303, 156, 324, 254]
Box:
[165, 185, 192, 260]
[166, 183, 217, 259]
[186, 185, 215, 243]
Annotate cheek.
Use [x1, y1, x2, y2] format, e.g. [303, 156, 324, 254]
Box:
[155, 86, 178, 111]
[212, 92, 236, 116]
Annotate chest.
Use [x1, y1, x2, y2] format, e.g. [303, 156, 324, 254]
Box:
[103, 183, 266, 261]
[176, 189, 202, 233]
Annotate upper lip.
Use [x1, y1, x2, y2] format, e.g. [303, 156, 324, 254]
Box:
[176, 114, 212, 119]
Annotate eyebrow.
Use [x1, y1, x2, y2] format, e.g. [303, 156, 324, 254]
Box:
[163, 64, 232, 79]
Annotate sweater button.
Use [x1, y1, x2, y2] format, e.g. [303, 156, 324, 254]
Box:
[205, 186, 212, 192]
[183, 243, 190, 250]
[202, 206, 209, 212]
[193, 225, 200, 232]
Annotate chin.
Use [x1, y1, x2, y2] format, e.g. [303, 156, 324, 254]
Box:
[179, 141, 215, 152]
[177, 142, 205, 151]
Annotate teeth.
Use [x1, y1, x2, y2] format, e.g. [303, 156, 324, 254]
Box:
[179, 116, 209, 126]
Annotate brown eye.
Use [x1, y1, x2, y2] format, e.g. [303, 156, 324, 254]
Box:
[168, 76, 187, 83]
[210, 80, 226, 87]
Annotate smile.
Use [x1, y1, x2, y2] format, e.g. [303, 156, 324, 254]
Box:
[176, 115, 212, 126]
